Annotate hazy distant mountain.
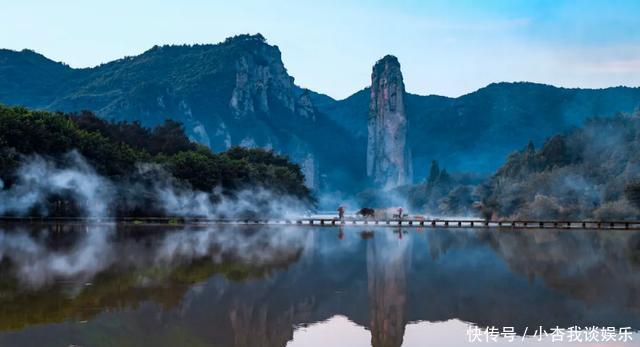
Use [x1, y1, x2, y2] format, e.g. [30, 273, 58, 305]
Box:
[319, 83, 640, 178]
[1, 33, 640, 191]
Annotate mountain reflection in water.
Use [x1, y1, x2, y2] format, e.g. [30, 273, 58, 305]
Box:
[0, 224, 639, 347]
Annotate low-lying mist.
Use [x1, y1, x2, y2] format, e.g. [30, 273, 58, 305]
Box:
[0, 151, 309, 219]
[0, 151, 113, 218]
[479, 113, 640, 220]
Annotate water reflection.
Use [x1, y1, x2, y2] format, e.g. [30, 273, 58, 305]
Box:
[0, 224, 638, 346]
[368, 230, 410, 347]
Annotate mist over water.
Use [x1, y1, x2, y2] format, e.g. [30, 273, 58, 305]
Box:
[0, 151, 309, 219]
[0, 151, 113, 218]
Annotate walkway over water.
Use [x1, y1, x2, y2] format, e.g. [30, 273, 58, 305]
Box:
[2, 216, 640, 230]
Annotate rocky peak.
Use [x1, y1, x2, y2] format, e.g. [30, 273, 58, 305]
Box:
[228, 35, 296, 119]
[371, 55, 400, 80]
[366, 55, 412, 189]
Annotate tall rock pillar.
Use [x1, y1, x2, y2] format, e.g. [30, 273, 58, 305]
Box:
[366, 55, 412, 189]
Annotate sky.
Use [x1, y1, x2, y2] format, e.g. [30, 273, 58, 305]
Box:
[2, 0, 640, 99]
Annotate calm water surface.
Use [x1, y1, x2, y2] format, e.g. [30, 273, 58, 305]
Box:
[0, 223, 639, 347]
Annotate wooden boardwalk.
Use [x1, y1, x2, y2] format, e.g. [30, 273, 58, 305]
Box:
[1, 216, 640, 230]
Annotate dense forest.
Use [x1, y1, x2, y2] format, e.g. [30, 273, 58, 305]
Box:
[477, 112, 640, 220]
[0, 104, 312, 217]
[394, 111, 640, 220]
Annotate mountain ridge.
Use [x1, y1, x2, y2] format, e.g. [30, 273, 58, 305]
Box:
[5, 46, 638, 105]
[1, 34, 640, 193]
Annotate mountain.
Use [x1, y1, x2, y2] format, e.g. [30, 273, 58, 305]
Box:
[1, 33, 640, 193]
[319, 83, 640, 178]
[0, 49, 76, 106]
[0, 34, 364, 193]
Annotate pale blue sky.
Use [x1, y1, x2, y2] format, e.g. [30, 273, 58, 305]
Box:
[2, 0, 640, 99]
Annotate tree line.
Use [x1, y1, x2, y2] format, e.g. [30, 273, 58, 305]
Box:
[0, 104, 313, 216]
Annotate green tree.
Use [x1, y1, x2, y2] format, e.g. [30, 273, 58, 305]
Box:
[427, 160, 440, 185]
[0, 104, 314, 216]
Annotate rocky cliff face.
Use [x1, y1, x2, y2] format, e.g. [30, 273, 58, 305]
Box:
[229, 37, 296, 120]
[226, 36, 321, 188]
[294, 90, 316, 121]
[367, 55, 412, 189]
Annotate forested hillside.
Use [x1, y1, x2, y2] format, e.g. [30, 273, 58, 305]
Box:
[477, 111, 640, 220]
[0, 104, 312, 217]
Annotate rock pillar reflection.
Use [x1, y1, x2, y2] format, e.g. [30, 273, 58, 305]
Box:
[367, 230, 412, 347]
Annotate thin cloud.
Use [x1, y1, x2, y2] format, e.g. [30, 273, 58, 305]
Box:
[578, 58, 640, 74]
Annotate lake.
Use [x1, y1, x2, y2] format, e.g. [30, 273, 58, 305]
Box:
[0, 223, 638, 346]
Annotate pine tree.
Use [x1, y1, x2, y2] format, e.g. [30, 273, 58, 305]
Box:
[525, 140, 535, 155]
[427, 160, 440, 185]
[438, 168, 451, 184]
